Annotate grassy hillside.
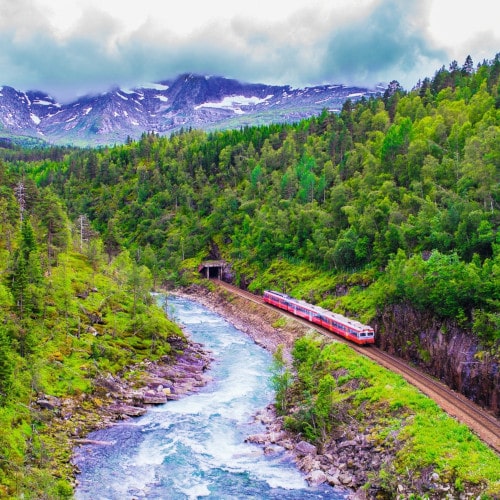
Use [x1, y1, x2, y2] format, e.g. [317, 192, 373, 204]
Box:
[275, 335, 500, 496]
[0, 178, 185, 498]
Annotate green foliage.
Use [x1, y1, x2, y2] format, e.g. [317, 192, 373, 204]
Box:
[0, 53, 499, 494]
[0, 325, 14, 401]
[6, 58, 499, 335]
[269, 344, 292, 413]
[9, 217, 44, 323]
[0, 182, 185, 496]
[372, 249, 492, 330]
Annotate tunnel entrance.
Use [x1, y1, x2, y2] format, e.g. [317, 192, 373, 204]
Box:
[198, 260, 226, 280]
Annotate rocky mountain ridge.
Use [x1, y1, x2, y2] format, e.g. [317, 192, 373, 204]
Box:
[0, 74, 381, 146]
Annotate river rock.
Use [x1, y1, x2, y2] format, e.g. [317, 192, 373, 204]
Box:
[265, 431, 285, 443]
[306, 469, 327, 486]
[253, 407, 275, 425]
[144, 377, 172, 388]
[297, 455, 320, 473]
[338, 439, 357, 450]
[141, 394, 168, 404]
[94, 374, 122, 393]
[37, 399, 59, 411]
[326, 470, 341, 486]
[295, 440, 317, 456]
[339, 471, 354, 486]
[107, 404, 147, 417]
[264, 444, 284, 455]
[245, 434, 268, 444]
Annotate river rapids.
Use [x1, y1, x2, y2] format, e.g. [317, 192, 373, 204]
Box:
[73, 294, 347, 499]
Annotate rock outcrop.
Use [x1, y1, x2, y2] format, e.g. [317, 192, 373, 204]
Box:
[37, 339, 213, 458]
[376, 304, 499, 416]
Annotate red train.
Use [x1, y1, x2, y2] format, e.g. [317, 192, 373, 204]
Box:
[263, 290, 375, 345]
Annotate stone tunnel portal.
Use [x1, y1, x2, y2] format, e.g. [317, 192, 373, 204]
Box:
[198, 260, 226, 280]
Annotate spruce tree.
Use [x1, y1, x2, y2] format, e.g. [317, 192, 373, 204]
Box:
[0, 326, 13, 401]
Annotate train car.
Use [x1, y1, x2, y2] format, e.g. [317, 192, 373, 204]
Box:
[263, 290, 375, 345]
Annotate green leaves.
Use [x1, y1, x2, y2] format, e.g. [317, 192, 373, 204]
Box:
[1, 53, 499, 340]
[270, 345, 292, 413]
[0, 326, 14, 401]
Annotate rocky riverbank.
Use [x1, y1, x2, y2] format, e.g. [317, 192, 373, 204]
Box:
[178, 285, 377, 497]
[36, 336, 213, 487]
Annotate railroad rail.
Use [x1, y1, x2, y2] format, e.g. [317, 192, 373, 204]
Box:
[213, 280, 500, 454]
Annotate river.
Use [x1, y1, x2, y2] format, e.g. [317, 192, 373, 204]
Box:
[73, 294, 348, 499]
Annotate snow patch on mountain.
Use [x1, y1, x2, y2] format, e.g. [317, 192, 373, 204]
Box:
[195, 94, 273, 112]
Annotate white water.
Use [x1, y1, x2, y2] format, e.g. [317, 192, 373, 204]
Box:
[74, 295, 347, 499]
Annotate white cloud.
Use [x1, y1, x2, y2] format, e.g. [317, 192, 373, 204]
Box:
[0, 0, 498, 101]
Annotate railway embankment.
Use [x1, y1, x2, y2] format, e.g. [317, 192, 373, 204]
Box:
[179, 283, 500, 499]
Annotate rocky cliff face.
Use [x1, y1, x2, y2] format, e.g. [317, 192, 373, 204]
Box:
[376, 304, 499, 416]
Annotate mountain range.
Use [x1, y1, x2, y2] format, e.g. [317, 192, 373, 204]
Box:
[0, 74, 381, 146]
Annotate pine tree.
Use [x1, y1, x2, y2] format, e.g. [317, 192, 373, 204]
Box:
[10, 218, 42, 320]
[20, 217, 37, 257]
[462, 55, 474, 75]
[0, 326, 13, 401]
[11, 249, 28, 319]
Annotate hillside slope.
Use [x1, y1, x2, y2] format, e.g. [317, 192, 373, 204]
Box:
[3, 55, 499, 413]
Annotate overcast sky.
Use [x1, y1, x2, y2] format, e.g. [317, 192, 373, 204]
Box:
[1, 0, 499, 102]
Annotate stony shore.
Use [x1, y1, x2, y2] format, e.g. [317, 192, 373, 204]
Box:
[35, 335, 213, 487]
[177, 285, 371, 498]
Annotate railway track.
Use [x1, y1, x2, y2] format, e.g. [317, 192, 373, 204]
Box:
[213, 280, 500, 454]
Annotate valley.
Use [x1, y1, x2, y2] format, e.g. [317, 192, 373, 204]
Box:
[0, 54, 498, 498]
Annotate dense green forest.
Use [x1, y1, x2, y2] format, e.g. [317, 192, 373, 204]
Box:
[7, 54, 498, 344]
[0, 169, 186, 496]
[0, 54, 499, 497]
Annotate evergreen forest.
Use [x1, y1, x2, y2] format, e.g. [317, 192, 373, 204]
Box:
[0, 54, 499, 497]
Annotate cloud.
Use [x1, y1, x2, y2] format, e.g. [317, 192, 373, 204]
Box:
[315, 0, 447, 86]
[0, 0, 490, 101]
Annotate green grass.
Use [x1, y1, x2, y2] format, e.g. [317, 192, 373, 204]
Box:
[246, 258, 380, 323]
